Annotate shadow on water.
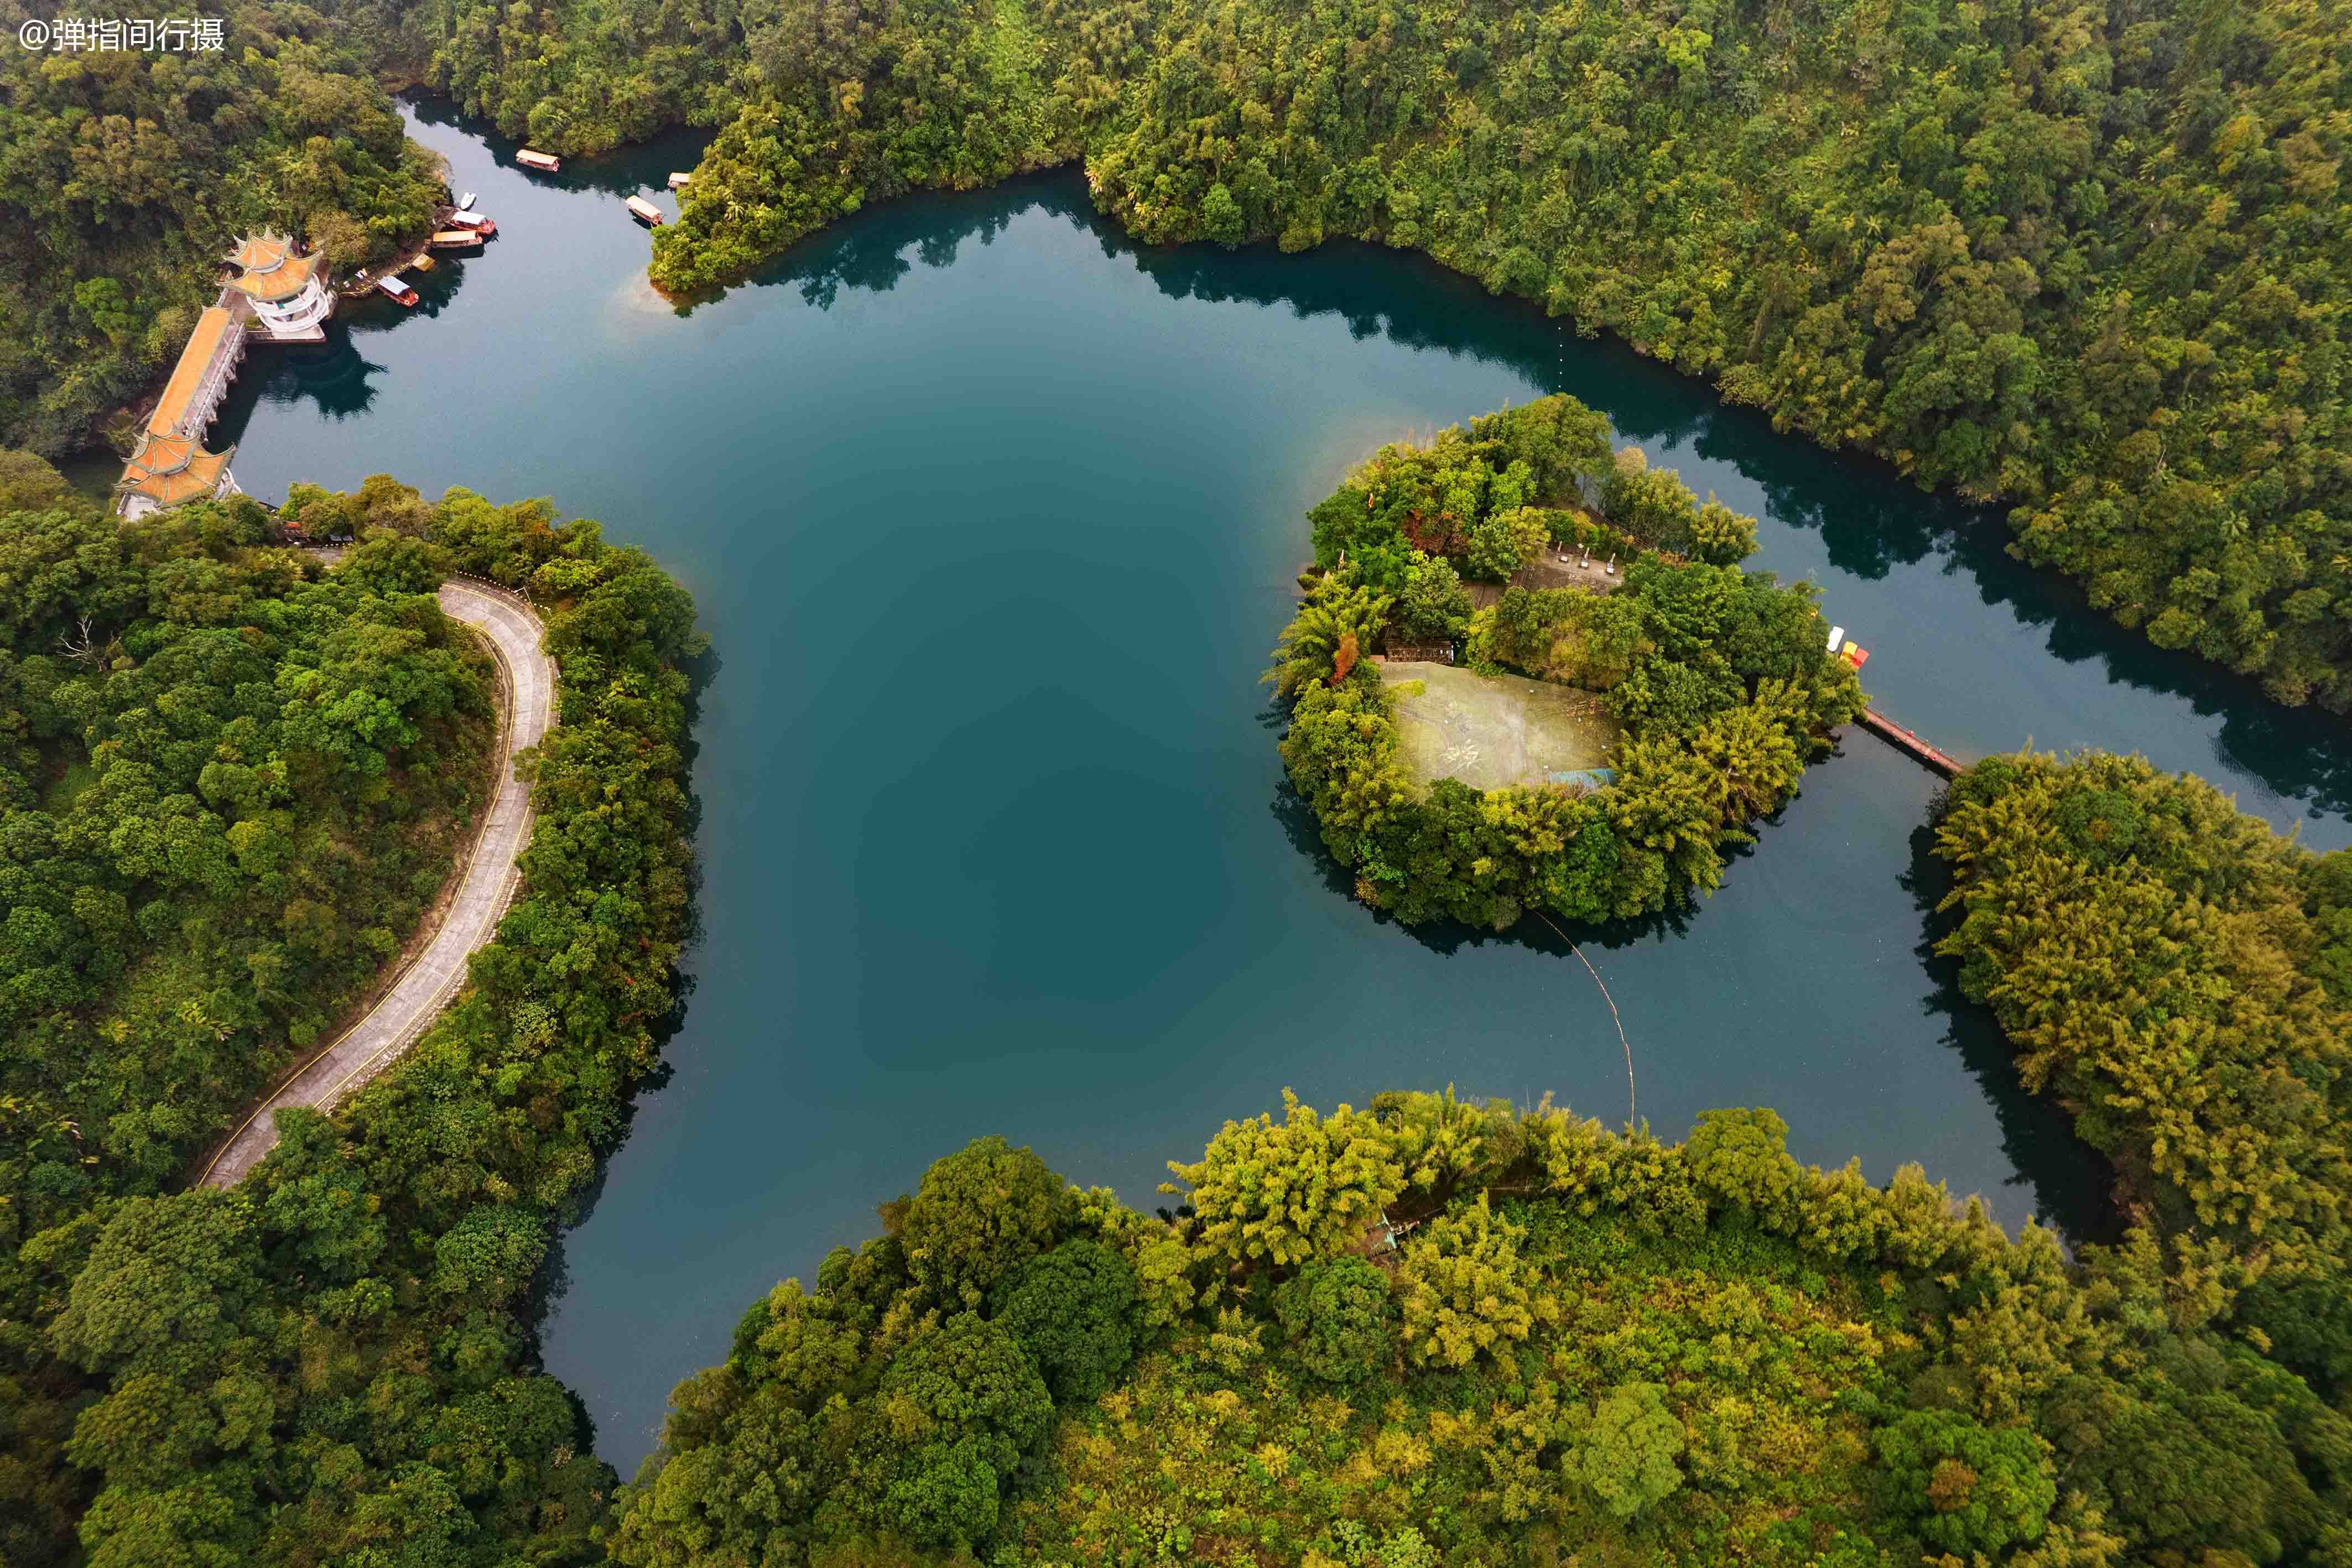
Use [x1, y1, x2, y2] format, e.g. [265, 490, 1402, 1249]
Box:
[211, 332, 388, 446]
[405, 90, 716, 201]
[1272, 767, 2121, 1244]
[1901, 815, 2124, 1248]
[516, 644, 721, 1458]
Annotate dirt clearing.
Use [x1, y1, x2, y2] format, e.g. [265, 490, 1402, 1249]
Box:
[1378, 661, 1621, 792]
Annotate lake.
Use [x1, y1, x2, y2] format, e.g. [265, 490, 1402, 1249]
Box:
[212, 99, 2352, 1475]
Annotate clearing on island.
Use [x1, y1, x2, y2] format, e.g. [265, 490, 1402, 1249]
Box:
[1377, 660, 1621, 793]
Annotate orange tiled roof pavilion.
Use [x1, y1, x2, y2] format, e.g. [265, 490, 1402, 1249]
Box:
[221, 231, 325, 303]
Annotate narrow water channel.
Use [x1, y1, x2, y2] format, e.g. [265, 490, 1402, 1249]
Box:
[213, 100, 2352, 1473]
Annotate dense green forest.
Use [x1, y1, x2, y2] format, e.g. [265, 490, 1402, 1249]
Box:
[0, 466, 705, 1567]
[11, 0, 2351, 704]
[1271, 395, 1864, 929]
[1933, 749, 2352, 1395]
[611, 1099, 2352, 1565]
[0, 472, 496, 1228]
[304, 0, 750, 154]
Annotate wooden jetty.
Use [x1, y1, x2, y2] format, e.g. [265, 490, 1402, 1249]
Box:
[1854, 708, 1962, 777]
[343, 246, 426, 298]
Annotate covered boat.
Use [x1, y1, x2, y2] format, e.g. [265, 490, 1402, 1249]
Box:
[447, 210, 497, 235]
[626, 195, 664, 226]
[667, 171, 691, 190]
[429, 230, 480, 249]
[517, 148, 560, 173]
[375, 274, 419, 306]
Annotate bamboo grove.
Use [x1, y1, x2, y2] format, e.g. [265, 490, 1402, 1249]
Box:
[611, 1097, 2352, 1565]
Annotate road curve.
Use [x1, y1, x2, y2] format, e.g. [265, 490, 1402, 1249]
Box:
[200, 580, 554, 1188]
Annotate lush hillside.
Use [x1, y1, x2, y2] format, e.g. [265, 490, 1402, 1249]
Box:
[0, 9, 446, 453]
[1933, 749, 2352, 1389]
[613, 1098, 2352, 1565]
[0, 472, 498, 1215]
[0, 471, 705, 1567]
[304, 0, 750, 154]
[1271, 395, 1864, 930]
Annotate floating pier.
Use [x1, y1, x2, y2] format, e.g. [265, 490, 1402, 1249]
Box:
[1853, 709, 1963, 777]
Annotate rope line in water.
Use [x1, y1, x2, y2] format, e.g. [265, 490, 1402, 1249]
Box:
[1534, 909, 1636, 1126]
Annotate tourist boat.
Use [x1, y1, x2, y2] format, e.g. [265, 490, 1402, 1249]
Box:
[667, 171, 691, 190]
[517, 148, 560, 173]
[430, 228, 483, 250]
[375, 274, 419, 306]
[459, 191, 477, 210]
[626, 195, 664, 226]
[446, 210, 497, 236]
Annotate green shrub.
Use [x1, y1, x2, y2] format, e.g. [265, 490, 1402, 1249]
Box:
[1272, 1257, 1397, 1385]
[991, 1238, 1142, 1403]
[1872, 1409, 2054, 1557]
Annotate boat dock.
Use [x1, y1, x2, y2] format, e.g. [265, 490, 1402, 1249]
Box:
[342, 245, 428, 298]
[1853, 708, 1963, 777]
[343, 201, 500, 296]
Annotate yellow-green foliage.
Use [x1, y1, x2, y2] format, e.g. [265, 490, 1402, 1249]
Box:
[1001, 1195, 1903, 1566]
[1394, 1194, 1558, 1369]
[1163, 1090, 1407, 1269]
[627, 1095, 2352, 1567]
[1934, 751, 2352, 1307]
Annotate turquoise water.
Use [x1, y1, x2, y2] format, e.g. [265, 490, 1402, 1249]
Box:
[213, 101, 2352, 1472]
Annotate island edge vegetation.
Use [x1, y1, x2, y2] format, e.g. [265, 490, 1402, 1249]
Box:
[605, 1099, 2352, 1566]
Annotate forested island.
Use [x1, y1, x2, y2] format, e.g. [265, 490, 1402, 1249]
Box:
[1271, 395, 1864, 929]
[10, 0, 2344, 706]
[0, 463, 705, 1567]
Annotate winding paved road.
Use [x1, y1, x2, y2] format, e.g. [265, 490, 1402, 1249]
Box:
[200, 579, 554, 1187]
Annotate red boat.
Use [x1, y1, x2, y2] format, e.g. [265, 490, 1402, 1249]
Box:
[375, 274, 419, 307]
